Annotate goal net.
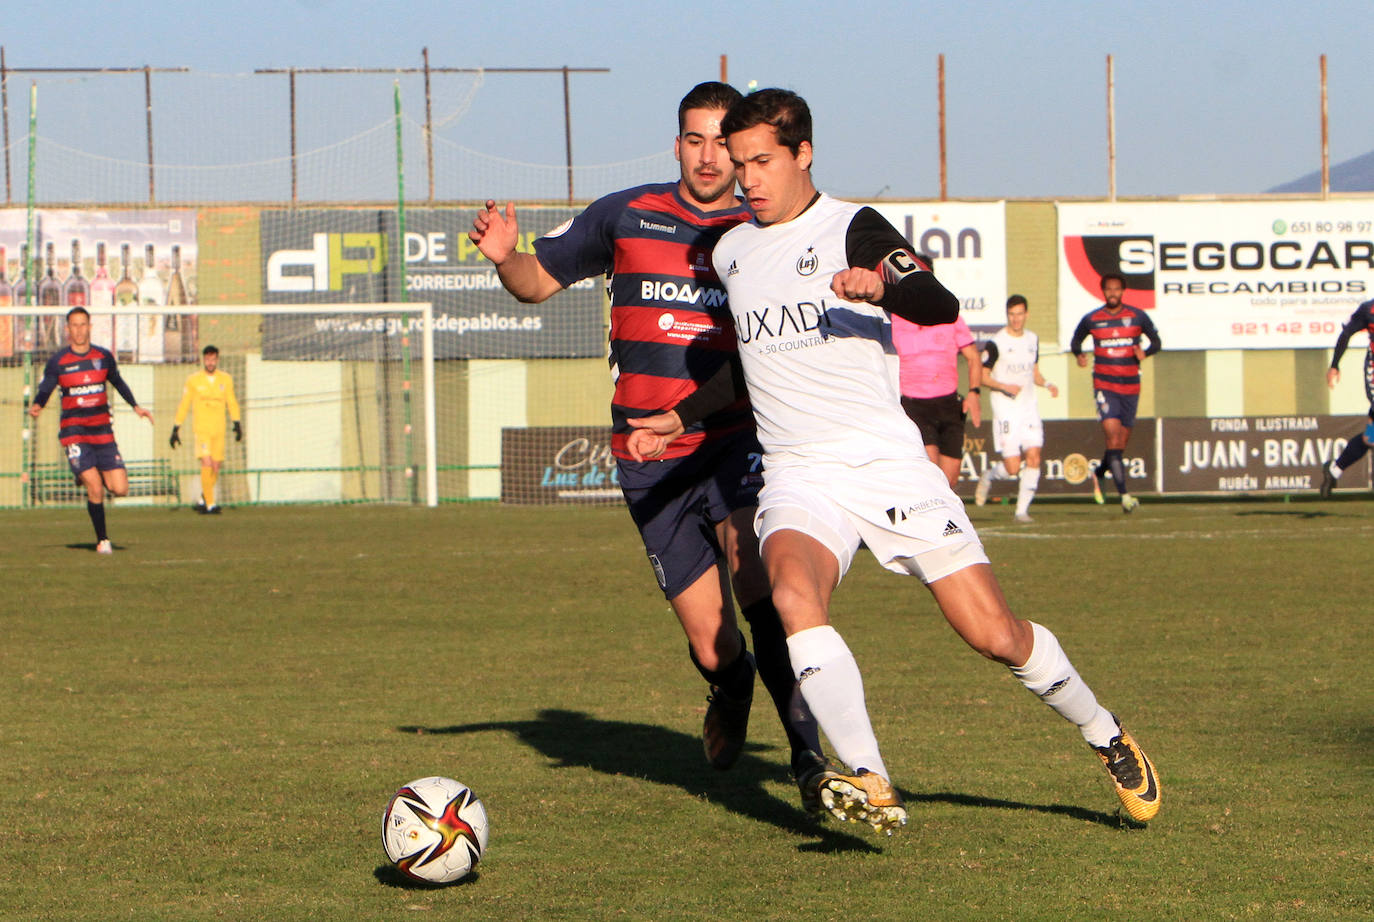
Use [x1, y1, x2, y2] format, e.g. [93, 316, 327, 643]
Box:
[0, 303, 439, 509]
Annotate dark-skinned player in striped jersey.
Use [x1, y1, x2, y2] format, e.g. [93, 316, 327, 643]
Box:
[468, 82, 829, 805]
[1319, 297, 1374, 497]
[28, 306, 155, 553]
[1069, 274, 1162, 512]
[627, 88, 1160, 835]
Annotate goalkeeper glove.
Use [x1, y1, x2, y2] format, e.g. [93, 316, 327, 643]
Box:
[169, 425, 181, 449]
[233, 421, 243, 442]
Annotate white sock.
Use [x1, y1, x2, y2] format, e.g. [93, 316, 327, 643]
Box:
[787, 625, 888, 777]
[987, 461, 1010, 480]
[1329, 461, 1343, 480]
[1010, 622, 1118, 747]
[1015, 466, 1040, 515]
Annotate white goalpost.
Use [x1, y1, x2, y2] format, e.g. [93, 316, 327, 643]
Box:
[1, 303, 438, 509]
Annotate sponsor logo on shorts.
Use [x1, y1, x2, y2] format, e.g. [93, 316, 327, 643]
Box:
[942, 520, 963, 537]
[648, 554, 667, 590]
[885, 498, 945, 524]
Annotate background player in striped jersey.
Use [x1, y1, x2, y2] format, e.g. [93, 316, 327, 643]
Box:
[1318, 297, 1374, 497]
[1070, 274, 1161, 512]
[974, 295, 1058, 522]
[28, 306, 154, 553]
[630, 88, 1160, 834]
[468, 82, 826, 793]
[170, 345, 242, 514]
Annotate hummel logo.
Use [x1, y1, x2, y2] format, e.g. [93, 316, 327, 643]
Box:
[942, 520, 962, 537]
[726, 259, 739, 277]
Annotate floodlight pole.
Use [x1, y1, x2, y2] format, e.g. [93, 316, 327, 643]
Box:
[1107, 54, 1117, 202]
[938, 54, 947, 201]
[1320, 54, 1329, 200]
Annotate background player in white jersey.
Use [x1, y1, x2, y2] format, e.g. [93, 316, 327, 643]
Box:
[629, 88, 1160, 835]
[974, 295, 1058, 522]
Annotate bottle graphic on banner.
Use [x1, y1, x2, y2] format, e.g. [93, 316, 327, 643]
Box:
[166, 243, 191, 361]
[137, 243, 165, 363]
[0, 245, 12, 359]
[15, 242, 34, 352]
[38, 241, 62, 350]
[114, 241, 138, 364]
[89, 240, 116, 352]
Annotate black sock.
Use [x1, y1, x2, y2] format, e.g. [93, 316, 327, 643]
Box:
[689, 632, 754, 701]
[1105, 449, 1129, 495]
[742, 599, 824, 768]
[87, 500, 107, 542]
[1335, 435, 1369, 471]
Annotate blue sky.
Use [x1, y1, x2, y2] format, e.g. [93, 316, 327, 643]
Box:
[3, 0, 1370, 201]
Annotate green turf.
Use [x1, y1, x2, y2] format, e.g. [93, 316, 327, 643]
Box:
[2, 499, 1372, 921]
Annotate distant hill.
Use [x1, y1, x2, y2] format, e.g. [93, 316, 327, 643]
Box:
[1267, 149, 1374, 193]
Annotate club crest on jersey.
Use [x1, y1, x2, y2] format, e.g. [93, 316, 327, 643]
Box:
[796, 247, 818, 276]
[92, 357, 103, 370]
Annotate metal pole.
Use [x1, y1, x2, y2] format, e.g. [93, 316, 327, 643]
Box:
[289, 68, 297, 203]
[1320, 54, 1330, 200]
[563, 66, 574, 204]
[144, 66, 155, 202]
[1107, 54, 1116, 202]
[720, 54, 727, 83]
[1, 46, 10, 205]
[423, 47, 434, 203]
[938, 54, 947, 201]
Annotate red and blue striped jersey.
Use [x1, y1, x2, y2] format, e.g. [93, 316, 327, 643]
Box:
[534, 182, 751, 460]
[1329, 299, 1374, 402]
[34, 344, 140, 446]
[1070, 304, 1161, 395]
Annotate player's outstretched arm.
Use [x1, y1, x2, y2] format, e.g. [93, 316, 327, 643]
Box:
[469, 200, 563, 304]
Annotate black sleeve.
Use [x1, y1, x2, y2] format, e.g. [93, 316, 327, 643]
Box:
[1138, 310, 1162, 357]
[843, 207, 958, 326]
[103, 351, 140, 407]
[1069, 314, 1092, 356]
[981, 340, 999, 371]
[1331, 302, 1371, 369]
[32, 354, 60, 408]
[673, 356, 747, 429]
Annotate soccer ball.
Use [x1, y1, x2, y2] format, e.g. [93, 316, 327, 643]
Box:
[381, 776, 489, 884]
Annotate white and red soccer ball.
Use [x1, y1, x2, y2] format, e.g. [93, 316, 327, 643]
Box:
[381, 776, 489, 884]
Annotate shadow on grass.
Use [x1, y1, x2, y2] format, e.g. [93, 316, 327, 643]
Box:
[1233, 509, 1335, 519]
[911, 791, 1133, 829]
[373, 864, 483, 890]
[399, 708, 879, 853]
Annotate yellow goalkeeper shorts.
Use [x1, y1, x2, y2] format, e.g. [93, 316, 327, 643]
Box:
[194, 429, 226, 462]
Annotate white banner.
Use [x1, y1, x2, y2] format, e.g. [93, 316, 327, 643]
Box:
[871, 202, 1008, 331]
[1057, 201, 1373, 351]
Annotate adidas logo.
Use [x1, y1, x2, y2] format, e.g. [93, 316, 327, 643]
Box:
[798, 666, 821, 682]
[942, 520, 962, 537]
[726, 259, 739, 277]
[1039, 677, 1071, 698]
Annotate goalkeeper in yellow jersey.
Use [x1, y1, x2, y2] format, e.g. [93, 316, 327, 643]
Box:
[170, 345, 242, 514]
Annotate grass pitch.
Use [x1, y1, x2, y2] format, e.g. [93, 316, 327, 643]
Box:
[1, 498, 1371, 921]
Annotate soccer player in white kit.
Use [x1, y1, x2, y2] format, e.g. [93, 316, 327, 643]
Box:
[974, 295, 1059, 522]
[628, 89, 1160, 835]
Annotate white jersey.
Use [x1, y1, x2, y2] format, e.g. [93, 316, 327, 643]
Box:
[713, 194, 921, 470]
[983, 326, 1041, 419]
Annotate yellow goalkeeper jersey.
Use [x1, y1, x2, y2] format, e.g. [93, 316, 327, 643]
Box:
[174, 370, 241, 432]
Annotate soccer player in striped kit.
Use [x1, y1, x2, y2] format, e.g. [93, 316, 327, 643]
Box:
[1069, 274, 1161, 512]
[1319, 297, 1374, 497]
[468, 82, 827, 797]
[29, 306, 154, 553]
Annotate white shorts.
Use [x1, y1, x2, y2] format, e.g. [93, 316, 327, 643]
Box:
[992, 411, 1044, 458]
[755, 456, 988, 585]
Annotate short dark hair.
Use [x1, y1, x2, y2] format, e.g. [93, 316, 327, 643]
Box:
[1007, 294, 1028, 309]
[678, 82, 742, 133]
[202, 345, 219, 356]
[721, 88, 812, 156]
[65, 306, 89, 322]
[1100, 273, 1125, 291]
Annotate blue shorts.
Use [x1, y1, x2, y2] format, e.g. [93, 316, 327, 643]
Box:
[617, 429, 764, 599]
[1094, 389, 1139, 429]
[65, 441, 125, 480]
